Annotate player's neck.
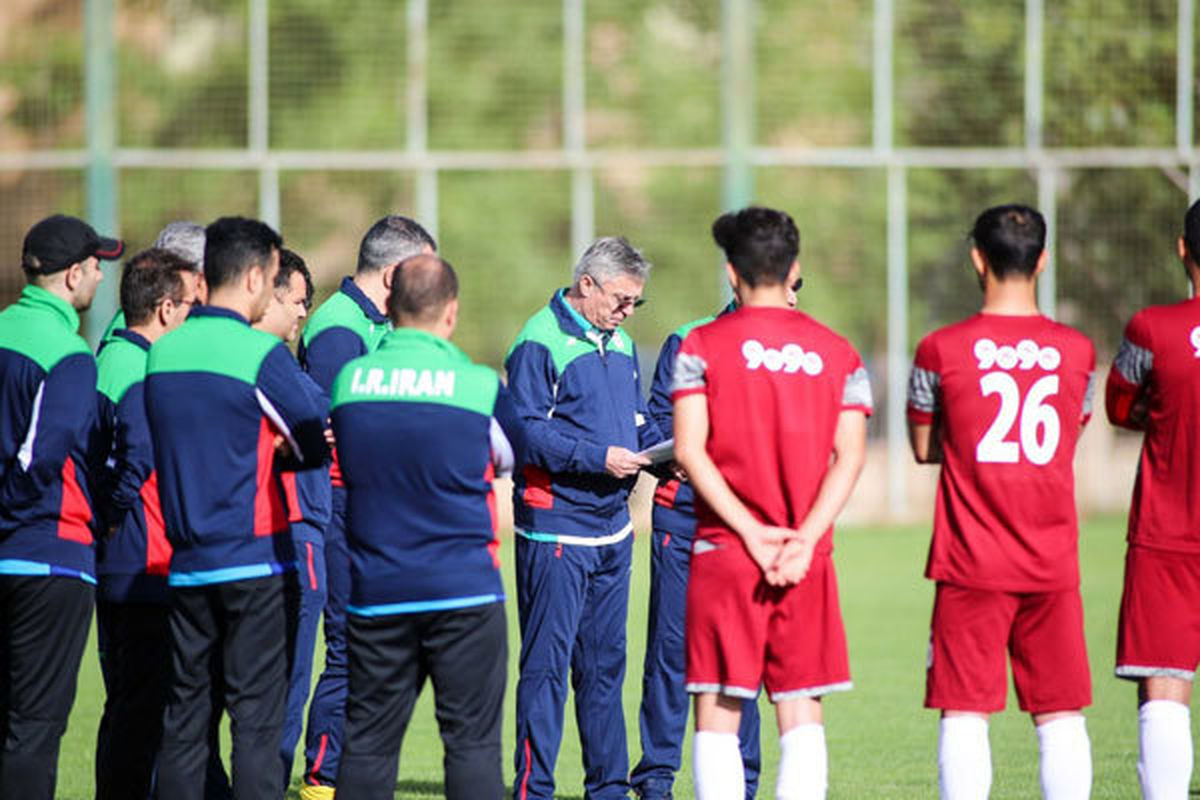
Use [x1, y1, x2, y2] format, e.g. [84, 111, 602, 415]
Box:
[735, 283, 791, 309]
[980, 276, 1041, 316]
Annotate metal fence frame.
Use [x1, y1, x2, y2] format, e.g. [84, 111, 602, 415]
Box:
[3, 0, 1196, 518]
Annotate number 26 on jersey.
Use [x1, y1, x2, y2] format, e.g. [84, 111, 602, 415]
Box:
[973, 338, 1062, 466]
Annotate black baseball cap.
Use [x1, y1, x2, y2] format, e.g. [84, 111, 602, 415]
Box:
[21, 214, 124, 275]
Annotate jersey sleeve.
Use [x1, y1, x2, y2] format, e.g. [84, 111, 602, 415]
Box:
[302, 326, 367, 393]
[504, 340, 608, 475]
[1080, 338, 1097, 426]
[670, 329, 708, 401]
[842, 349, 874, 416]
[907, 334, 941, 424]
[1106, 311, 1152, 428]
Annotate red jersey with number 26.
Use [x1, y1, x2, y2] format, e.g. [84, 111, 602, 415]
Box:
[672, 306, 873, 557]
[907, 314, 1096, 592]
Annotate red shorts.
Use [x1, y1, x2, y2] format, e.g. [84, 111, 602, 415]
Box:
[925, 582, 1091, 714]
[1116, 545, 1200, 681]
[685, 537, 850, 702]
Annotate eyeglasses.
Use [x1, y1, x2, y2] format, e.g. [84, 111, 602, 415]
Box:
[585, 274, 646, 310]
[791, 277, 803, 292]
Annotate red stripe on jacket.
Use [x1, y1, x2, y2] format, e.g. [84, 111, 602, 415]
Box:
[521, 464, 553, 509]
[653, 478, 681, 509]
[57, 457, 92, 544]
[141, 471, 171, 575]
[485, 462, 501, 568]
[254, 418, 289, 537]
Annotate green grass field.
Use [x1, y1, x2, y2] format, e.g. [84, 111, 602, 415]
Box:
[54, 514, 1172, 798]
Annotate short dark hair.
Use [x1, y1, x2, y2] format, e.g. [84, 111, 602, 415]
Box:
[1184, 199, 1200, 261]
[120, 248, 189, 326]
[386, 255, 458, 324]
[971, 204, 1046, 279]
[711, 206, 800, 288]
[203, 216, 282, 291]
[357, 215, 437, 274]
[277, 248, 314, 311]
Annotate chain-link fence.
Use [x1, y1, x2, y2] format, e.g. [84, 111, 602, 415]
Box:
[1, 0, 1195, 518]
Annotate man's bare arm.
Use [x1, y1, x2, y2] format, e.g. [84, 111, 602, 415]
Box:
[772, 410, 868, 584]
[908, 417, 943, 464]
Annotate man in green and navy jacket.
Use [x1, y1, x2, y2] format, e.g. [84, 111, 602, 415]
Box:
[93, 248, 198, 800]
[296, 215, 435, 797]
[332, 254, 526, 800]
[146, 217, 329, 800]
[506, 237, 665, 800]
[0, 214, 123, 799]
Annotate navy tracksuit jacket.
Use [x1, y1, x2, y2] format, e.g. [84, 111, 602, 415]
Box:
[0, 285, 100, 582]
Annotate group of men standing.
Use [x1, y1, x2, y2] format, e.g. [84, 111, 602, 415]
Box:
[0, 210, 519, 800]
[0, 196, 1195, 800]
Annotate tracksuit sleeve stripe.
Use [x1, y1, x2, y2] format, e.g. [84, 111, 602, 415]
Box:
[16, 381, 44, 471]
[255, 388, 301, 460]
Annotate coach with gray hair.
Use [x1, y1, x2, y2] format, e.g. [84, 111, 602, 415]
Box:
[506, 236, 664, 799]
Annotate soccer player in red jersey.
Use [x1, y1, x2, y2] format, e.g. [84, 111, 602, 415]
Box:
[673, 206, 871, 799]
[1106, 199, 1200, 799]
[907, 205, 1096, 800]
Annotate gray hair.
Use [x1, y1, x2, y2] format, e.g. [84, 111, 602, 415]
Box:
[572, 236, 651, 285]
[357, 215, 437, 273]
[153, 221, 206, 272]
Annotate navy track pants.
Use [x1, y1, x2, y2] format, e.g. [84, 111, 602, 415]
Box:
[280, 521, 327, 788]
[513, 534, 632, 800]
[304, 488, 349, 787]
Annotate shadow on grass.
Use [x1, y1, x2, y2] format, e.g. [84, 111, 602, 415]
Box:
[394, 780, 585, 799]
[289, 779, 585, 799]
[289, 780, 585, 799]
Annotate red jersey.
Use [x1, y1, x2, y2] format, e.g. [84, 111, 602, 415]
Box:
[1106, 297, 1200, 553]
[907, 314, 1096, 591]
[671, 306, 873, 555]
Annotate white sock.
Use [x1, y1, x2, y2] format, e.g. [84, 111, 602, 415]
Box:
[1138, 700, 1193, 799]
[939, 716, 992, 800]
[1037, 716, 1091, 800]
[694, 730, 745, 800]
[776, 723, 828, 799]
